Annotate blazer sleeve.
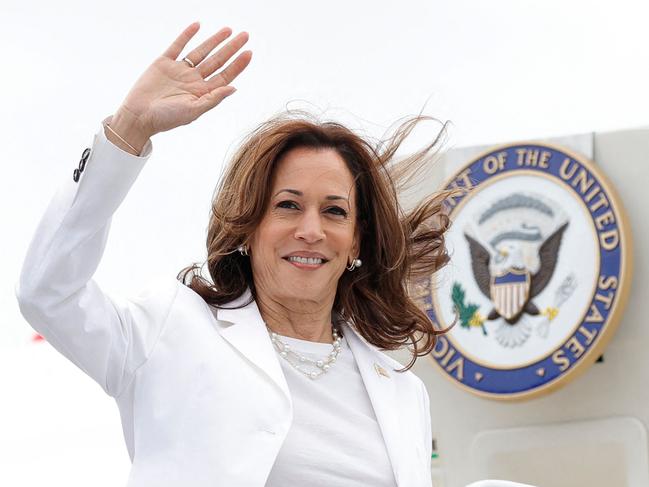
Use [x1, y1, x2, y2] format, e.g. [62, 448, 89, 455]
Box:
[15, 117, 178, 398]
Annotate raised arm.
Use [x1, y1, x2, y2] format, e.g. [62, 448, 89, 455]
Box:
[15, 23, 251, 398]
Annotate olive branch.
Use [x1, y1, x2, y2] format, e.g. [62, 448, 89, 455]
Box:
[452, 282, 487, 335]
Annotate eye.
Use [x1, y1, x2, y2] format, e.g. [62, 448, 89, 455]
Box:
[277, 200, 299, 210]
[326, 206, 348, 217]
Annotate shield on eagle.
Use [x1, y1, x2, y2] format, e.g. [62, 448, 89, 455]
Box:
[489, 269, 531, 321]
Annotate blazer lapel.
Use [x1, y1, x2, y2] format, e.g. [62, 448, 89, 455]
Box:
[205, 294, 409, 485]
[344, 323, 406, 486]
[208, 291, 292, 406]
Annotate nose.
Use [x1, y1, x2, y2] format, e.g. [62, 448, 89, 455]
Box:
[294, 208, 325, 243]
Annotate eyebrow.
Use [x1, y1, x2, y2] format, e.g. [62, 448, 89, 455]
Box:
[274, 188, 349, 202]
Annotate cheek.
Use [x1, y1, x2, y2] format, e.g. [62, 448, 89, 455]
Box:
[330, 226, 356, 256]
[251, 255, 279, 286]
[250, 218, 288, 261]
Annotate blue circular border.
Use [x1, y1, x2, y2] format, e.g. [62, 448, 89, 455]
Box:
[427, 144, 625, 397]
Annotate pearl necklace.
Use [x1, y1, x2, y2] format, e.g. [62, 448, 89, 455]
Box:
[268, 326, 342, 380]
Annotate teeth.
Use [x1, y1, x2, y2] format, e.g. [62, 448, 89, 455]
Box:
[287, 256, 324, 265]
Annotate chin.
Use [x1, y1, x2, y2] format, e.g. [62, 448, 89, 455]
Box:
[279, 282, 331, 303]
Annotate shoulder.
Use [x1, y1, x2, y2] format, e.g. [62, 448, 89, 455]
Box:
[377, 348, 426, 390]
[132, 276, 181, 304]
[122, 276, 182, 323]
[346, 325, 425, 392]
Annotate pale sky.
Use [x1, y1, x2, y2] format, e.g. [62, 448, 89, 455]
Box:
[2, 0, 649, 484]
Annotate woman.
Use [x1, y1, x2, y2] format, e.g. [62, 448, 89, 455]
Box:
[16, 22, 450, 487]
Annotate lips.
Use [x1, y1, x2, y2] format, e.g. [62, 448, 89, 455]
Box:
[282, 252, 329, 261]
[286, 256, 325, 265]
[282, 252, 329, 267]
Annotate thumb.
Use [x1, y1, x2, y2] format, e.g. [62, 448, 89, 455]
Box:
[194, 86, 237, 116]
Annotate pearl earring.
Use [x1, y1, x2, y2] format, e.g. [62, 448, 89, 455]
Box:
[347, 258, 362, 271]
[238, 245, 249, 256]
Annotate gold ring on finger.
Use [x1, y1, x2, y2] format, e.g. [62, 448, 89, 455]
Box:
[182, 57, 195, 68]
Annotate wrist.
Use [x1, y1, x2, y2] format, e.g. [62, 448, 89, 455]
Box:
[105, 108, 152, 155]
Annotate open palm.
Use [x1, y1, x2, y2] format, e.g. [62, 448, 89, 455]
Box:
[119, 23, 252, 138]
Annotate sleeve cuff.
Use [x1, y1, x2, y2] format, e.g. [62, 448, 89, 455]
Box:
[100, 115, 153, 159]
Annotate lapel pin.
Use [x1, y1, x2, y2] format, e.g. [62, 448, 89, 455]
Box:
[374, 363, 390, 378]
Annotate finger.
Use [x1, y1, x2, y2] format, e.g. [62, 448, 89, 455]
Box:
[198, 31, 249, 79]
[162, 22, 201, 60]
[205, 50, 253, 89]
[192, 86, 237, 117]
[184, 27, 232, 67]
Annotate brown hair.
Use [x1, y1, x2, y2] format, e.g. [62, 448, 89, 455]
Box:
[178, 111, 453, 371]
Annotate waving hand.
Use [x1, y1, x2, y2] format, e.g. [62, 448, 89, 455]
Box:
[110, 22, 252, 152]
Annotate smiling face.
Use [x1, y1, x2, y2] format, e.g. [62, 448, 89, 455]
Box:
[248, 146, 360, 306]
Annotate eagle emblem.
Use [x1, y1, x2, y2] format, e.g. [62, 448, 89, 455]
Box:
[466, 221, 568, 325]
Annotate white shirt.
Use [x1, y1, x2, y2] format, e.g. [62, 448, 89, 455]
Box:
[265, 330, 398, 487]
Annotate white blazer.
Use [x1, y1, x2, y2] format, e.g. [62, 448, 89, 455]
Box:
[15, 121, 433, 487]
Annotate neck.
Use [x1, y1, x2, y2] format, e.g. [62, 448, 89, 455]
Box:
[254, 289, 336, 343]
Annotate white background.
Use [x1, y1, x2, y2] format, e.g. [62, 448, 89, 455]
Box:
[2, 0, 649, 485]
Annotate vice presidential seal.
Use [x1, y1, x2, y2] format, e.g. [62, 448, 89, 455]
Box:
[414, 143, 632, 400]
